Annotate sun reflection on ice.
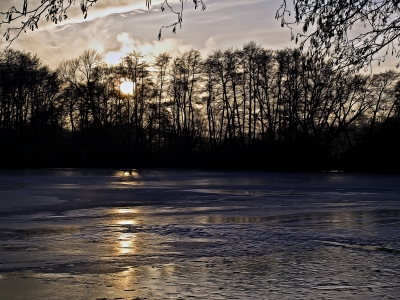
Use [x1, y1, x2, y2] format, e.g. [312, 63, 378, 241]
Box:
[119, 240, 133, 254]
[112, 169, 143, 187]
[117, 267, 138, 291]
[122, 169, 139, 177]
[109, 208, 140, 227]
[117, 219, 135, 225]
[118, 232, 136, 254]
[116, 208, 138, 214]
[105, 207, 142, 255]
[113, 169, 140, 177]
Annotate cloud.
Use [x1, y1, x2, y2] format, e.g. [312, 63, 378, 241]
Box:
[3, 0, 294, 69]
[0, 0, 146, 41]
[199, 37, 217, 57]
[9, 0, 395, 71]
[104, 33, 194, 65]
[2, 0, 398, 72]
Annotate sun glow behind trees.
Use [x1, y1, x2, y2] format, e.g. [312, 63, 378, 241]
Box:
[120, 80, 135, 95]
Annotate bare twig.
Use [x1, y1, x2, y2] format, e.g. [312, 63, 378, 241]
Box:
[1, 0, 206, 49]
[277, 0, 400, 71]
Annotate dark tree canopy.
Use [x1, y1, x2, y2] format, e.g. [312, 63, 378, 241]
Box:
[2, 46, 400, 171]
[277, 0, 400, 70]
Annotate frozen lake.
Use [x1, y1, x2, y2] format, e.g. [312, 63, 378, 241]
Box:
[0, 169, 400, 299]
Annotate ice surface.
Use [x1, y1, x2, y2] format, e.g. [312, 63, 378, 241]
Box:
[0, 169, 400, 299]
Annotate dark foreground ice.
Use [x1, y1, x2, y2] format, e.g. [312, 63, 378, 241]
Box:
[0, 169, 399, 299]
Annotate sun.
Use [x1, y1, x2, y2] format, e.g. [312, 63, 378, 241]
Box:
[120, 80, 134, 95]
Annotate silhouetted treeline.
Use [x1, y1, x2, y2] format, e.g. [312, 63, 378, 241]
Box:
[1, 43, 400, 171]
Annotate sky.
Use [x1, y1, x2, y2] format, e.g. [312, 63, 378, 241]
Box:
[0, 0, 397, 71]
[0, 0, 297, 68]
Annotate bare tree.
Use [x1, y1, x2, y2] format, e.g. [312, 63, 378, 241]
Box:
[57, 49, 106, 137]
[277, 0, 400, 70]
[367, 70, 399, 135]
[154, 52, 171, 152]
[168, 49, 203, 148]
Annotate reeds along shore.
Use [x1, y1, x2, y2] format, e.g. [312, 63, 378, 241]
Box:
[1, 44, 399, 171]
